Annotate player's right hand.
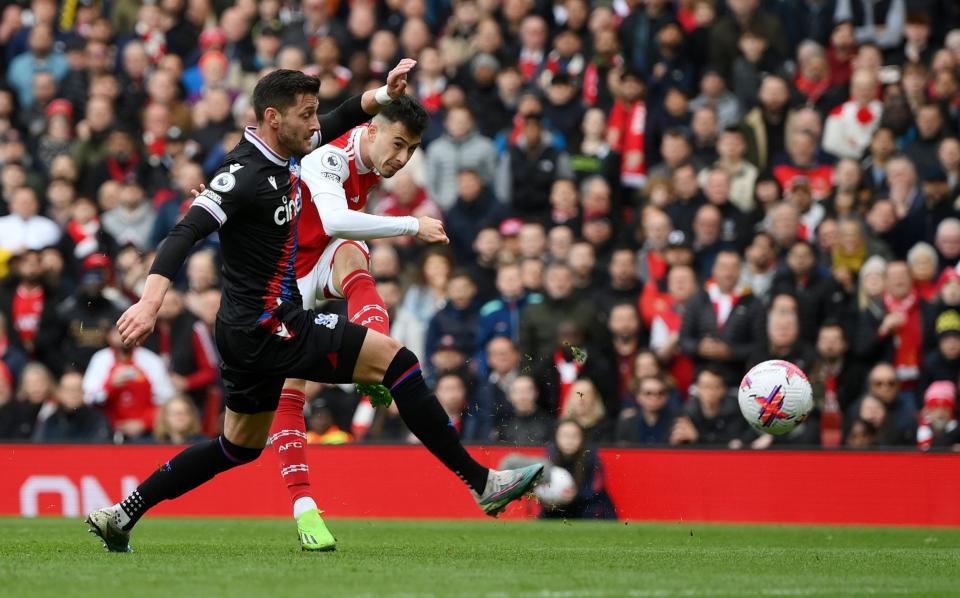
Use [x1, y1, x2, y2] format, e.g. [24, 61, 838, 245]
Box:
[117, 300, 160, 347]
[189, 183, 205, 198]
[415, 216, 449, 244]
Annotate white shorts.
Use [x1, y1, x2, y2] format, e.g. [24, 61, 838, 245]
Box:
[296, 239, 370, 309]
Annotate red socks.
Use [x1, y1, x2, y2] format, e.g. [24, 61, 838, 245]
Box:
[342, 269, 390, 336]
[269, 388, 312, 504]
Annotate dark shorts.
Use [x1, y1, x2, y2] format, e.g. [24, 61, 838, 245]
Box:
[214, 305, 368, 414]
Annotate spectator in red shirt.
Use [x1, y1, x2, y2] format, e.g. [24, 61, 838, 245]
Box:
[82, 327, 174, 441]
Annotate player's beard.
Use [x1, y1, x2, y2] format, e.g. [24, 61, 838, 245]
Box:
[278, 124, 310, 159]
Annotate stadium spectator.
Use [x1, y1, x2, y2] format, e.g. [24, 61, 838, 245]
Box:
[425, 271, 480, 366]
[82, 327, 174, 441]
[741, 75, 793, 170]
[519, 261, 593, 360]
[48, 257, 126, 373]
[854, 262, 924, 393]
[772, 240, 846, 344]
[560, 378, 613, 444]
[615, 375, 676, 445]
[670, 367, 748, 447]
[402, 248, 453, 324]
[540, 419, 616, 520]
[476, 263, 541, 367]
[305, 396, 352, 445]
[809, 322, 863, 446]
[32, 370, 111, 443]
[496, 374, 553, 445]
[466, 336, 521, 442]
[601, 303, 644, 403]
[151, 395, 205, 445]
[916, 381, 960, 451]
[920, 310, 960, 394]
[6, 24, 67, 107]
[680, 250, 764, 385]
[496, 110, 572, 218]
[145, 289, 219, 411]
[443, 170, 507, 264]
[748, 301, 816, 373]
[0, 186, 61, 254]
[425, 106, 498, 210]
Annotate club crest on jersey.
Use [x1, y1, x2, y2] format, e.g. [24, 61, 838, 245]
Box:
[314, 313, 339, 330]
[273, 194, 302, 226]
[211, 172, 236, 192]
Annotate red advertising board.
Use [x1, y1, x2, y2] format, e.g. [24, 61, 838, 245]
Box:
[2, 445, 959, 526]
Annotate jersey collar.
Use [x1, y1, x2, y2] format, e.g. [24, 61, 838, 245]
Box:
[353, 127, 374, 175]
[244, 127, 288, 167]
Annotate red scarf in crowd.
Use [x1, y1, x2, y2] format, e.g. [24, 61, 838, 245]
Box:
[707, 281, 739, 330]
[554, 349, 585, 413]
[883, 290, 922, 382]
[607, 99, 647, 188]
[66, 218, 101, 259]
[582, 55, 622, 106]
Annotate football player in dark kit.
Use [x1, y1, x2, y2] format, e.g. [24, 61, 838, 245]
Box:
[86, 62, 543, 553]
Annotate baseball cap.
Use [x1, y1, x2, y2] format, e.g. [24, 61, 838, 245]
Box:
[45, 99, 74, 120]
[199, 28, 227, 50]
[936, 267, 960, 292]
[924, 381, 956, 410]
[499, 217, 523, 237]
[936, 310, 960, 340]
[436, 334, 468, 354]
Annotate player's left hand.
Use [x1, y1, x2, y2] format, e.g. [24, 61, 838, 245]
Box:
[386, 58, 417, 99]
[117, 299, 160, 347]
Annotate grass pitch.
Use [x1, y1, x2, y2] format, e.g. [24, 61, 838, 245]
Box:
[2, 517, 960, 597]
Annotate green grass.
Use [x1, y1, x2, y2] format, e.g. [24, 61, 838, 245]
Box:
[2, 518, 960, 597]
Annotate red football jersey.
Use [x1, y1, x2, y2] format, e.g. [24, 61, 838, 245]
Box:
[297, 126, 381, 277]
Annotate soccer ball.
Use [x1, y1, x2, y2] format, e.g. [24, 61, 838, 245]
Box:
[738, 360, 813, 435]
[534, 466, 576, 506]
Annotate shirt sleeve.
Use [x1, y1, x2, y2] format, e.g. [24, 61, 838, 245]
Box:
[150, 163, 252, 280]
[82, 349, 112, 405]
[301, 148, 419, 240]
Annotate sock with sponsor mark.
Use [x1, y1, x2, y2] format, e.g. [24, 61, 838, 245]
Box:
[269, 388, 315, 517]
[342, 269, 390, 336]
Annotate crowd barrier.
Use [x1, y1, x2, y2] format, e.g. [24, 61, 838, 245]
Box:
[2, 445, 958, 526]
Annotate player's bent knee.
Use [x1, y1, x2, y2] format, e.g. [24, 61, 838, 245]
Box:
[354, 330, 404, 382]
[381, 346, 421, 391]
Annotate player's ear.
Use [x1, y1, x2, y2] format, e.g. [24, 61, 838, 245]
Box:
[265, 107, 281, 128]
[367, 121, 378, 140]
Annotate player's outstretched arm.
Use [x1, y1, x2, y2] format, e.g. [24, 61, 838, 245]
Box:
[117, 206, 220, 347]
[317, 58, 417, 143]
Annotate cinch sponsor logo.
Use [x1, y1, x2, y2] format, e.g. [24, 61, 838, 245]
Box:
[274, 194, 302, 226]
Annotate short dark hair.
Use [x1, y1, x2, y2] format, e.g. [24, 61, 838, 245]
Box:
[376, 95, 429, 138]
[252, 69, 320, 123]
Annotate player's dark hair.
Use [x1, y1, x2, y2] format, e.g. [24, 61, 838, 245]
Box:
[377, 95, 430, 138]
[252, 69, 321, 123]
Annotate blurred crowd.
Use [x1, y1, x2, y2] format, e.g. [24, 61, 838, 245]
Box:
[2, 0, 960, 476]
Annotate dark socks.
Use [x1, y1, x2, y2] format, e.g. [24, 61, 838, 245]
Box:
[119, 436, 262, 530]
[383, 348, 489, 493]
